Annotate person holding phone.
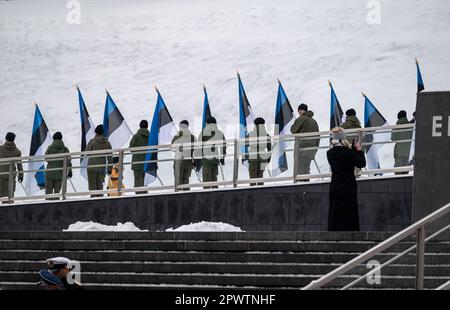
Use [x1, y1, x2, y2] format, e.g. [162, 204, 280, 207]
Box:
[327, 127, 366, 231]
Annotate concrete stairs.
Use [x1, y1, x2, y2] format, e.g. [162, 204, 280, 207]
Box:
[0, 232, 448, 290]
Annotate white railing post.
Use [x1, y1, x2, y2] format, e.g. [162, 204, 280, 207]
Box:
[8, 160, 14, 204]
[293, 137, 300, 183]
[117, 150, 124, 196]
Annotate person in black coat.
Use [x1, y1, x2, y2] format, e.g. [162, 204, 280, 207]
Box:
[327, 127, 366, 231]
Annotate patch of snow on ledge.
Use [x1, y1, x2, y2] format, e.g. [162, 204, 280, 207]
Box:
[166, 221, 243, 232]
[64, 221, 147, 232]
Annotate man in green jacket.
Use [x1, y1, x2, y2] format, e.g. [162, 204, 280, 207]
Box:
[197, 117, 226, 189]
[45, 132, 72, 200]
[172, 120, 196, 191]
[86, 125, 113, 197]
[391, 110, 412, 175]
[0, 132, 23, 202]
[246, 117, 271, 186]
[290, 104, 320, 181]
[341, 109, 362, 130]
[129, 120, 149, 194]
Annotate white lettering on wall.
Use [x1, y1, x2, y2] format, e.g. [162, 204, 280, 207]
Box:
[432, 116, 442, 137]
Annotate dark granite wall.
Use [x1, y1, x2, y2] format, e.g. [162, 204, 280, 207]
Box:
[0, 176, 413, 231]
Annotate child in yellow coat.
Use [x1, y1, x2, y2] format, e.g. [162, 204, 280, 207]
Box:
[108, 157, 125, 196]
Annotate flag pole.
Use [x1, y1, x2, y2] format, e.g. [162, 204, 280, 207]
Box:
[361, 91, 367, 98]
[68, 178, 77, 192]
[157, 175, 164, 186]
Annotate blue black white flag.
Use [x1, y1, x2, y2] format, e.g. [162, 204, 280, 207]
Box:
[329, 81, 344, 130]
[363, 93, 390, 170]
[271, 80, 295, 176]
[25, 104, 52, 195]
[77, 86, 96, 180]
[103, 91, 132, 149]
[238, 72, 255, 164]
[144, 88, 176, 185]
[416, 58, 425, 93]
[202, 85, 212, 130]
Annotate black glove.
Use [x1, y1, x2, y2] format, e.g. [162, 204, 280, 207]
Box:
[220, 158, 225, 166]
[68, 170, 73, 179]
[107, 166, 112, 175]
[18, 175, 23, 183]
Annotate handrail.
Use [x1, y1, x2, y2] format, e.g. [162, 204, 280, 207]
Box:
[301, 203, 450, 290]
[0, 124, 414, 164]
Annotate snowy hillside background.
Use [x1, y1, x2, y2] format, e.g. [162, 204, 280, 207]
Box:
[1, 0, 449, 192]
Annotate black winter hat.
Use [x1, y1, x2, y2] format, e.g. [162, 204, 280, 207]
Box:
[206, 116, 217, 124]
[95, 125, 104, 135]
[345, 108, 356, 116]
[298, 103, 308, 112]
[254, 117, 265, 125]
[5, 132, 15, 142]
[139, 120, 148, 129]
[53, 132, 62, 140]
[397, 110, 407, 119]
[180, 120, 189, 127]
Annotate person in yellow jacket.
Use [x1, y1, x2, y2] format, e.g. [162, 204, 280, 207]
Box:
[107, 157, 125, 197]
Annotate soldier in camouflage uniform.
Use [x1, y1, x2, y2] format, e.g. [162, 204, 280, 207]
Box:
[0, 132, 23, 202]
[246, 117, 271, 186]
[129, 120, 149, 194]
[172, 120, 196, 191]
[45, 132, 72, 200]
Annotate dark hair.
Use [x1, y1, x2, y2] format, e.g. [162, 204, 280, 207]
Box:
[254, 117, 265, 125]
[298, 103, 308, 112]
[180, 120, 189, 127]
[397, 110, 407, 119]
[139, 120, 148, 129]
[53, 132, 62, 140]
[345, 108, 356, 116]
[5, 132, 15, 142]
[95, 125, 104, 135]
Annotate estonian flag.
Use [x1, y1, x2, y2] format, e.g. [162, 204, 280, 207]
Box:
[363, 93, 390, 171]
[202, 85, 212, 129]
[144, 88, 176, 185]
[77, 86, 96, 180]
[103, 91, 132, 149]
[329, 81, 344, 130]
[238, 72, 255, 164]
[25, 104, 52, 195]
[416, 58, 425, 93]
[271, 80, 295, 176]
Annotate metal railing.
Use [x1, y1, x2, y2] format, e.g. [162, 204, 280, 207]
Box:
[0, 123, 415, 203]
[302, 203, 450, 290]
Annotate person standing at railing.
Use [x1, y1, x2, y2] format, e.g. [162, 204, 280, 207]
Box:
[44, 132, 72, 200]
[0, 132, 23, 202]
[290, 104, 319, 181]
[391, 110, 412, 175]
[172, 120, 197, 191]
[129, 120, 149, 194]
[86, 125, 113, 197]
[327, 127, 366, 231]
[340, 109, 361, 130]
[197, 116, 226, 189]
[246, 117, 272, 186]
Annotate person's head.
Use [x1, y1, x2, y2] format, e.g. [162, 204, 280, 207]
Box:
[112, 157, 120, 164]
[95, 125, 104, 136]
[179, 120, 189, 129]
[345, 109, 356, 117]
[53, 132, 62, 140]
[331, 127, 351, 148]
[5, 132, 15, 142]
[397, 110, 407, 119]
[254, 117, 265, 126]
[206, 116, 217, 124]
[46, 257, 72, 279]
[298, 103, 308, 115]
[139, 120, 148, 129]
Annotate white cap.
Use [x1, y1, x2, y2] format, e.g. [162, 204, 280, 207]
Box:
[46, 257, 71, 270]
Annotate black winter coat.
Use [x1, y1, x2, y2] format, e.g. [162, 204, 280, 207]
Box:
[327, 144, 366, 231]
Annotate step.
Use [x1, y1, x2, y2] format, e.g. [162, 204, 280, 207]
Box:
[0, 271, 447, 289]
[0, 240, 448, 253]
[0, 261, 448, 277]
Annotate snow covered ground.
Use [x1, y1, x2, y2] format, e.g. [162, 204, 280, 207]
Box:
[1, 0, 449, 194]
[64, 221, 147, 231]
[166, 221, 243, 232]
